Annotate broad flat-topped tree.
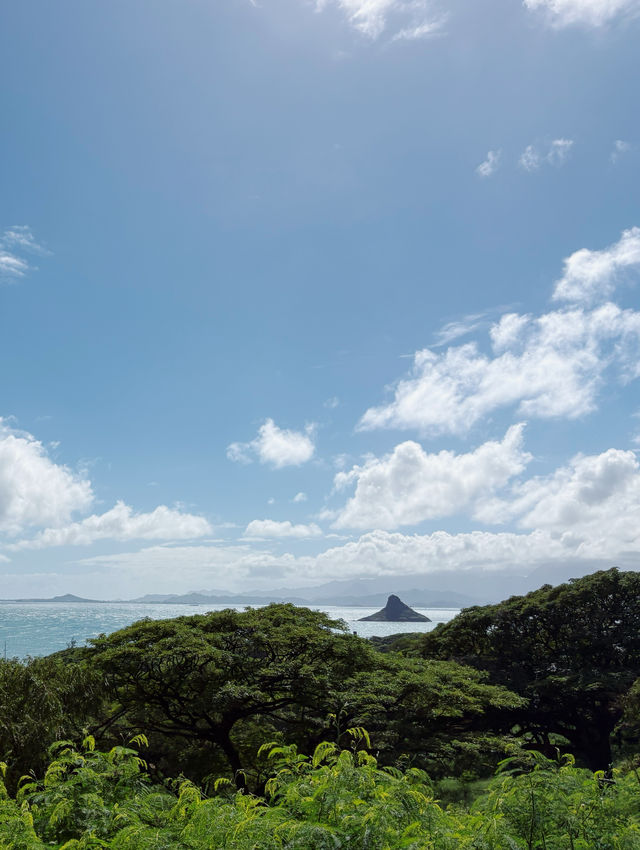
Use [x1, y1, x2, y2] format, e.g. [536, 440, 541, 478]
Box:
[85, 603, 521, 786]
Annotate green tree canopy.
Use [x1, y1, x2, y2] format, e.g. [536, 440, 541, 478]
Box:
[84, 603, 521, 786]
[421, 568, 640, 770]
[0, 654, 103, 792]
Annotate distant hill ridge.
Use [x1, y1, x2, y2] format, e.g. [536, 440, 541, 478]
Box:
[2, 563, 618, 605]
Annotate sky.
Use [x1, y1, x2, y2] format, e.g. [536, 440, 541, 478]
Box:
[1, 0, 639, 599]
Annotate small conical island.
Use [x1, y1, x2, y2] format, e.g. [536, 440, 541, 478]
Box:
[358, 594, 431, 622]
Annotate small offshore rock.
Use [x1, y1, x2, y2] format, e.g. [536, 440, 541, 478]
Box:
[359, 594, 431, 622]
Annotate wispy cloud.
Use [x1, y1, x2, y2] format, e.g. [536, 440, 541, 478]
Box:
[519, 139, 574, 171]
[316, 0, 444, 41]
[0, 225, 48, 280]
[0, 226, 48, 280]
[476, 150, 502, 178]
[434, 313, 487, 346]
[611, 139, 632, 163]
[524, 0, 640, 28]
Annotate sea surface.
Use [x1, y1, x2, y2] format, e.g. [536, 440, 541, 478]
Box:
[0, 602, 460, 659]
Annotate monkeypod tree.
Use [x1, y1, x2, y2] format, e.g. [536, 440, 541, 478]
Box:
[86, 603, 521, 786]
[421, 568, 640, 771]
[86, 605, 373, 786]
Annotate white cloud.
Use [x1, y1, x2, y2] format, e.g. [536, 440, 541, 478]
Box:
[475, 447, 640, 563]
[360, 304, 640, 435]
[316, 0, 443, 40]
[519, 139, 574, 171]
[292, 491, 308, 502]
[519, 145, 542, 171]
[476, 150, 502, 178]
[0, 420, 93, 536]
[524, 0, 640, 27]
[435, 313, 486, 346]
[477, 447, 637, 524]
[68, 524, 613, 593]
[552, 226, 640, 305]
[332, 425, 530, 529]
[227, 419, 316, 468]
[0, 226, 47, 280]
[359, 230, 640, 436]
[0, 251, 30, 278]
[392, 18, 444, 40]
[324, 396, 340, 409]
[244, 519, 322, 539]
[611, 140, 632, 163]
[548, 138, 574, 165]
[67, 443, 640, 590]
[10, 501, 212, 550]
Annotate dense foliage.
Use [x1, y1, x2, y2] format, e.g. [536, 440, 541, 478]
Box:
[1, 734, 640, 849]
[0, 655, 103, 793]
[2, 568, 640, 847]
[421, 568, 640, 771]
[79, 603, 522, 787]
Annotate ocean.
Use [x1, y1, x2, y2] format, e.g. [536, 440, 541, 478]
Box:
[0, 602, 459, 659]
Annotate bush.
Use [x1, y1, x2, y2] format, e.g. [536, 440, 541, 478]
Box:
[1, 734, 639, 849]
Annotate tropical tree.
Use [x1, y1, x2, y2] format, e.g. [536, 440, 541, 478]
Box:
[421, 568, 640, 770]
[0, 654, 103, 792]
[85, 603, 521, 786]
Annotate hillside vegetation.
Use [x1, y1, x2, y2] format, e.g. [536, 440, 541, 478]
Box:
[1, 568, 639, 848]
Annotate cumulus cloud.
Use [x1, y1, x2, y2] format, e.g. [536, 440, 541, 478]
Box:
[519, 139, 574, 171]
[244, 519, 322, 539]
[292, 491, 308, 502]
[67, 442, 640, 589]
[316, 0, 443, 41]
[359, 229, 640, 436]
[360, 304, 640, 435]
[227, 419, 316, 468]
[476, 446, 640, 532]
[552, 226, 640, 305]
[0, 226, 47, 280]
[0, 420, 93, 536]
[476, 150, 502, 178]
[332, 425, 530, 529]
[10, 501, 212, 550]
[524, 0, 640, 27]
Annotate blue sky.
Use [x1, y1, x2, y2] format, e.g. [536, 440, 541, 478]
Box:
[1, 0, 639, 598]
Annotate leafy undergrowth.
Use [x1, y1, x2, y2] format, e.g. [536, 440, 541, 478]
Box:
[1, 733, 639, 850]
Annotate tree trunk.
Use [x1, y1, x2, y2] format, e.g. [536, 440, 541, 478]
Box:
[216, 727, 245, 790]
[571, 715, 615, 773]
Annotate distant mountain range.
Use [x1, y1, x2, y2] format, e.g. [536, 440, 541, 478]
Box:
[0, 561, 624, 607]
[128, 588, 478, 608]
[0, 593, 104, 604]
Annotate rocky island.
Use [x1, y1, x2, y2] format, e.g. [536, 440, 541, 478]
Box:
[359, 594, 431, 622]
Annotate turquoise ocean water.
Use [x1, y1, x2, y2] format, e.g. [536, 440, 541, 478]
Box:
[0, 602, 459, 658]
